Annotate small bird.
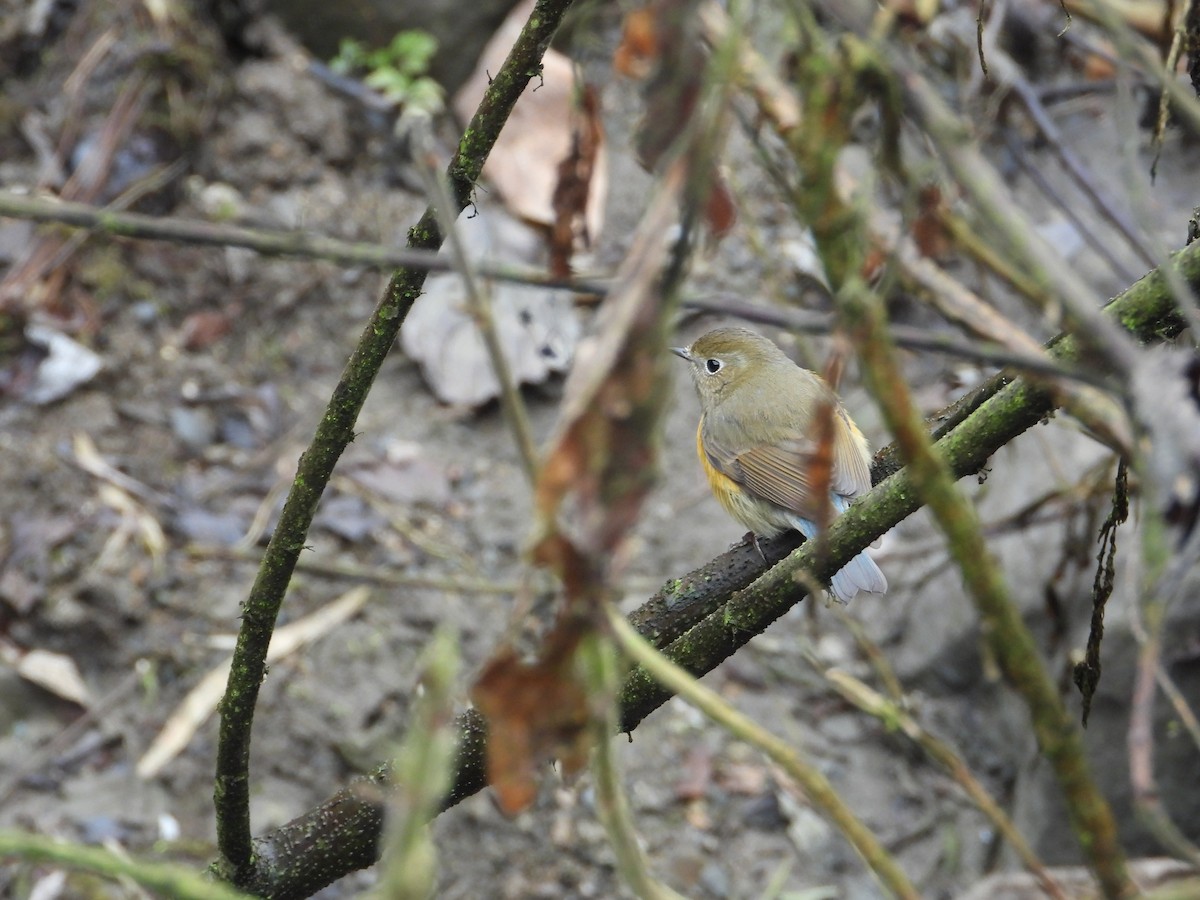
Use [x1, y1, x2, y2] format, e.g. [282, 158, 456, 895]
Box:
[672, 326, 886, 603]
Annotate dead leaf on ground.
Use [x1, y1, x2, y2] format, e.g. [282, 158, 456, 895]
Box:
[6, 324, 105, 405]
[674, 745, 713, 801]
[453, 0, 607, 242]
[314, 494, 387, 543]
[178, 308, 236, 351]
[400, 209, 581, 407]
[716, 761, 768, 796]
[0, 513, 79, 614]
[0, 641, 92, 707]
[341, 442, 451, 508]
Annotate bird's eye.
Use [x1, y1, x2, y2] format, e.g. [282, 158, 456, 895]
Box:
[705, 358, 723, 374]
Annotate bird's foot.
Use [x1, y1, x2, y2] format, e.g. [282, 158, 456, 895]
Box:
[744, 531, 767, 562]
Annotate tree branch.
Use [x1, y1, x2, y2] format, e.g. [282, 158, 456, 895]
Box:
[232, 240, 1195, 900]
[211, 0, 580, 885]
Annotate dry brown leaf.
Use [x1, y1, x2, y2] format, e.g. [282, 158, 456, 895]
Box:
[453, 0, 607, 242]
[614, 7, 660, 78]
[549, 86, 604, 278]
[704, 173, 738, 241]
[342, 447, 450, 508]
[911, 184, 952, 261]
[673, 746, 713, 801]
[623, 0, 704, 172]
[715, 761, 768, 796]
[179, 309, 235, 351]
[617, 0, 737, 242]
[1081, 49, 1118, 81]
[472, 166, 686, 816]
[469, 623, 591, 816]
[533, 164, 684, 555]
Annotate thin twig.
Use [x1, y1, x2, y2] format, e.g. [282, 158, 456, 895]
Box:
[583, 634, 686, 900]
[211, 0, 580, 883]
[837, 276, 1132, 897]
[861, 200, 1134, 454]
[1128, 505, 1200, 865]
[1128, 592, 1200, 865]
[1061, 0, 1200, 130]
[896, 51, 1142, 382]
[1150, 0, 1195, 178]
[832, 612, 906, 704]
[415, 139, 540, 483]
[0, 668, 141, 806]
[1000, 52, 1157, 273]
[1002, 129, 1140, 286]
[0, 189, 610, 295]
[187, 544, 519, 594]
[822, 669, 1068, 900]
[607, 607, 921, 900]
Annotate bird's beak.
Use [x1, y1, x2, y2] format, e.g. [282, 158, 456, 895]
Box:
[670, 346, 691, 361]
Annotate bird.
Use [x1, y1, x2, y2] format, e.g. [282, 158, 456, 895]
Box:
[672, 326, 886, 603]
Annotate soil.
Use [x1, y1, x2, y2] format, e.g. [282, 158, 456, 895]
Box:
[2, 2, 1199, 899]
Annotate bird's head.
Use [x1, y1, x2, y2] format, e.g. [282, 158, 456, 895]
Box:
[671, 326, 789, 407]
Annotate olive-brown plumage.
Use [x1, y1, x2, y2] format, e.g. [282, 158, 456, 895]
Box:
[673, 326, 886, 602]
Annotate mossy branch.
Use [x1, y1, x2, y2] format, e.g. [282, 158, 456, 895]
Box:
[231, 240, 1195, 900]
[211, 0, 580, 885]
[840, 278, 1132, 897]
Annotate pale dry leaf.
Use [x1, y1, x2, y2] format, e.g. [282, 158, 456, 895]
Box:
[72, 432, 167, 506]
[400, 209, 581, 406]
[22, 324, 104, 406]
[15, 647, 92, 707]
[28, 870, 67, 900]
[96, 483, 168, 571]
[453, 0, 607, 240]
[136, 585, 371, 778]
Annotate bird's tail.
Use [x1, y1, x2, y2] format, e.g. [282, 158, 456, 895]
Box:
[829, 551, 887, 604]
[789, 510, 887, 604]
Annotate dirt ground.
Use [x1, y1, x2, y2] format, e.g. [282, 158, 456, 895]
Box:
[2, 2, 1199, 898]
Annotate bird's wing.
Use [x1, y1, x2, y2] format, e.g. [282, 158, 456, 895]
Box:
[702, 429, 823, 521]
[703, 407, 871, 520]
[830, 407, 872, 498]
